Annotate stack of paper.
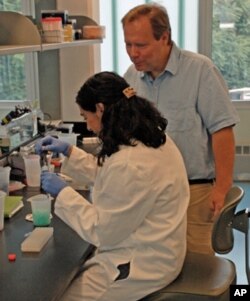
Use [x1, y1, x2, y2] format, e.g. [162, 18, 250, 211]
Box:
[4, 196, 24, 218]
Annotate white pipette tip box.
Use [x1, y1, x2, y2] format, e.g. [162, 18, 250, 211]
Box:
[21, 227, 54, 252]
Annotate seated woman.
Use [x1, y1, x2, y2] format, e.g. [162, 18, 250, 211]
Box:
[35, 71, 189, 301]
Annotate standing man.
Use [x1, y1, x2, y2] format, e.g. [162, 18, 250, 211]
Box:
[122, 3, 239, 255]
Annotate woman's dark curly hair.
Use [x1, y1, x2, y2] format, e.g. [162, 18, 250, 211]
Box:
[76, 71, 168, 166]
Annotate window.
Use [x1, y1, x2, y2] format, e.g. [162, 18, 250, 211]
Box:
[212, 0, 250, 101]
[99, 0, 146, 74]
[100, 0, 199, 75]
[0, 0, 24, 100]
[100, 0, 249, 102]
[0, 54, 26, 100]
[0, 0, 38, 102]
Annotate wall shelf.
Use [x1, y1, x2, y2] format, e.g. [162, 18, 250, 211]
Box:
[0, 11, 102, 56]
[40, 39, 102, 51]
[0, 3, 102, 158]
[0, 39, 102, 55]
[0, 45, 41, 55]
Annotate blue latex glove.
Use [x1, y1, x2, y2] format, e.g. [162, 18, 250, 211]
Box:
[41, 171, 68, 198]
[35, 135, 71, 156]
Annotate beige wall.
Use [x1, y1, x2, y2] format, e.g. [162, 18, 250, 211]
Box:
[39, 0, 101, 121]
[57, 0, 101, 121]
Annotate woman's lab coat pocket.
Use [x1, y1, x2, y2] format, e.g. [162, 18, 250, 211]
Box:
[91, 250, 133, 284]
[114, 262, 131, 281]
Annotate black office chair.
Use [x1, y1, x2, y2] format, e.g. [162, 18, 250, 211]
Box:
[139, 185, 248, 301]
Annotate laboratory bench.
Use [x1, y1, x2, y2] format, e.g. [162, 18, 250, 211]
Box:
[0, 186, 94, 301]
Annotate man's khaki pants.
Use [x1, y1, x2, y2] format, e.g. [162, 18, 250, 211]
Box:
[187, 183, 214, 255]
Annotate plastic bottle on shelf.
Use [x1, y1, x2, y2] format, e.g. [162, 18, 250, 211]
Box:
[63, 21, 74, 42]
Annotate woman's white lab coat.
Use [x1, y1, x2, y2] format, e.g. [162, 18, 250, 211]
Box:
[56, 136, 189, 301]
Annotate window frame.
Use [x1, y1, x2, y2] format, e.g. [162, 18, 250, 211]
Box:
[0, 0, 39, 103]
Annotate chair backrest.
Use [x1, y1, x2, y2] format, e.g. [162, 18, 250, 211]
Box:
[212, 185, 245, 254]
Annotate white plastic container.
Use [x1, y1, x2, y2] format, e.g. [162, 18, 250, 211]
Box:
[57, 133, 79, 146]
[23, 154, 41, 187]
[0, 166, 11, 195]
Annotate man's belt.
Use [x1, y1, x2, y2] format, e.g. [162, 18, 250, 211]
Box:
[188, 178, 215, 185]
